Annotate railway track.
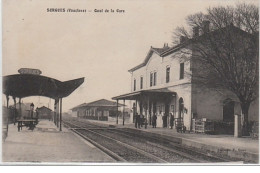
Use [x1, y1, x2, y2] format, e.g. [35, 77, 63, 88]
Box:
[63, 119, 236, 163]
[63, 120, 167, 162]
[112, 128, 236, 162]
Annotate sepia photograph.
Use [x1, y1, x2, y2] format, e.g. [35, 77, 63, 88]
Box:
[1, 0, 259, 165]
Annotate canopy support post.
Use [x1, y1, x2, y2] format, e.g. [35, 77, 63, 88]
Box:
[53, 101, 55, 124]
[123, 99, 125, 126]
[18, 98, 21, 119]
[59, 98, 62, 131]
[148, 98, 151, 125]
[6, 95, 9, 108]
[54, 99, 59, 128]
[116, 99, 119, 125]
[13, 96, 16, 125]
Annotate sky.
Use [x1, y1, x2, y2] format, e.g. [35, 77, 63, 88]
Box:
[2, 0, 258, 112]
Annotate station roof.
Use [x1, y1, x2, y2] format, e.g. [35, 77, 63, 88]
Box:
[112, 88, 176, 100]
[36, 106, 53, 112]
[71, 99, 125, 111]
[3, 71, 84, 99]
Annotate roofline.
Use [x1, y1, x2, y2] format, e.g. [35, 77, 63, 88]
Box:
[112, 87, 176, 100]
[128, 43, 187, 72]
[128, 24, 254, 73]
[71, 99, 125, 110]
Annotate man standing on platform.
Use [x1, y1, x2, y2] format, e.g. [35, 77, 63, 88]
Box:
[152, 113, 157, 128]
[170, 113, 174, 129]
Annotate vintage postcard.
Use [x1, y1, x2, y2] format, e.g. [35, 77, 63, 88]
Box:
[1, 0, 259, 165]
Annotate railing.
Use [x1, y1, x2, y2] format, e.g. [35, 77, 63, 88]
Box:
[194, 119, 214, 134]
[84, 115, 108, 121]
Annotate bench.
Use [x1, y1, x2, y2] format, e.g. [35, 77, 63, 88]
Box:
[17, 119, 38, 131]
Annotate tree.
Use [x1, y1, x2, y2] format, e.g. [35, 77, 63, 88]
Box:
[173, 3, 259, 135]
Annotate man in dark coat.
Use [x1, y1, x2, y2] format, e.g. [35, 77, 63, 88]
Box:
[162, 113, 167, 128]
[170, 113, 174, 129]
[140, 114, 144, 127]
[136, 113, 141, 128]
[152, 113, 157, 128]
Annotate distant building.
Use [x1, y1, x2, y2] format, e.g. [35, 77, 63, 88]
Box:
[36, 106, 53, 119]
[71, 99, 128, 121]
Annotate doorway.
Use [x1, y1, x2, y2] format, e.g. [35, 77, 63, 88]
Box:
[223, 99, 235, 122]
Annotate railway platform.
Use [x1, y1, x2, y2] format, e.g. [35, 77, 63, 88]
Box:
[2, 120, 115, 163]
[86, 119, 259, 163]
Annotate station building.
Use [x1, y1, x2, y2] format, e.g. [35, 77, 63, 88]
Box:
[36, 106, 53, 120]
[112, 23, 258, 132]
[71, 99, 129, 122]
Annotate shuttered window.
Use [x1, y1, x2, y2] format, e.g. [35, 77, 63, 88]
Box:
[154, 72, 157, 86]
[140, 77, 143, 89]
[134, 79, 136, 91]
[150, 73, 153, 87]
[166, 67, 170, 83]
[180, 63, 184, 79]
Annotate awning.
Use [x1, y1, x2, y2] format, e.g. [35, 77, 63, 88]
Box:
[3, 74, 84, 99]
[112, 88, 176, 100]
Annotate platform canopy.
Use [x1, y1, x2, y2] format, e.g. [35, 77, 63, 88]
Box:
[3, 69, 84, 99]
[112, 88, 176, 100]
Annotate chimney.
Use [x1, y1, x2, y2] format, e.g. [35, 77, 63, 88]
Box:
[163, 43, 169, 48]
[180, 36, 187, 44]
[202, 20, 210, 34]
[193, 26, 199, 38]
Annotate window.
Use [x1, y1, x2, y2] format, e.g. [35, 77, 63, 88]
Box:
[133, 79, 136, 91]
[171, 105, 175, 113]
[154, 72, 157, 86]
[161, 105, 165, 112]
[157, 106, 161, 114]
[166, 67, 170, 83]
[150, 71, 157, 87]
[180, 63, 184, 79]
[140, 76, 143, 89]
[150, 73, 153, 87]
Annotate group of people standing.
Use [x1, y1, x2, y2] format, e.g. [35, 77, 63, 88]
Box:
[135, 113, 147, 128]
[136, 112, 175, 129]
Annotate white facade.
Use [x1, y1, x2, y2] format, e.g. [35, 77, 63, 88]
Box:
[129, 47, 194, 129]
[128, 45, 258, 131]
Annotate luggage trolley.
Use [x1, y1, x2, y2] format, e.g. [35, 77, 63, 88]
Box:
[175, 117, 186, 133]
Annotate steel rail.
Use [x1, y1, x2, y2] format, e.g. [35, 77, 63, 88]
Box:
[64, 120, 167, 163]
[63, 119, 235, 163]
[104, 129, 205, 163]
[114, 128, 234, 162]
[86, 129, 168, 163]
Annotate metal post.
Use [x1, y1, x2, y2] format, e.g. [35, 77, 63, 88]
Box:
[116, 99, 119, 124]
[148, 98, 150, 126]
[123, 99, 125, 126]
[135, 100, 137, 124]
[13, 97, 16, 125]
[19, 98, 21, 119]
[53, 101, 56, 124]
[6, 95, 9, 135]
[6, 95, 9, 108]
[60, 98, 62, 131]
[55, 99, 59, 128]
